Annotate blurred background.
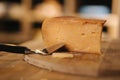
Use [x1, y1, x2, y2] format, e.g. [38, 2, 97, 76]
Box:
[0, 0, 119, 44]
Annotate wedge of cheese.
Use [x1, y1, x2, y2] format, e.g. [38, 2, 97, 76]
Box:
[42, 16, 106, 54]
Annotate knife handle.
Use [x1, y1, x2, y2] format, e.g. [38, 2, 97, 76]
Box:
[0, 44, 31, 54]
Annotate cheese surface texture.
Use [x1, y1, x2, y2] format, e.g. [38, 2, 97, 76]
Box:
[42, 17, 106, 54]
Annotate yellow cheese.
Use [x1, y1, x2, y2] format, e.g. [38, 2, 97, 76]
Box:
[42, 16, 106, 54]
[52, 52, 74, 58]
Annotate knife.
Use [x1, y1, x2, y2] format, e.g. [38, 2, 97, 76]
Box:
[0, 43, 64, 55]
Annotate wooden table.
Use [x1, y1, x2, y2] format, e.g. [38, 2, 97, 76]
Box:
[0, 35, 120, 80]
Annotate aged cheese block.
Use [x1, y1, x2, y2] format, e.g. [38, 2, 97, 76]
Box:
[42, 16, 106, 54]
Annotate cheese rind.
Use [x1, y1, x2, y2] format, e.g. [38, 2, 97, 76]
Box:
[42, 17, 106, 54]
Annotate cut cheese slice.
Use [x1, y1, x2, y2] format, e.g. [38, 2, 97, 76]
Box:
[52, 52, 74, 58]
[42, 16, 106, 54]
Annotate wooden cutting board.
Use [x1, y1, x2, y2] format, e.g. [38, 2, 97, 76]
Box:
[24, 53, 102, 77]
[24, 40, 120, 77]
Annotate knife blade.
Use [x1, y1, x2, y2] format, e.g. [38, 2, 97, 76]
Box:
[0, 43, 65, 55]
[40, 43, 65, 55]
